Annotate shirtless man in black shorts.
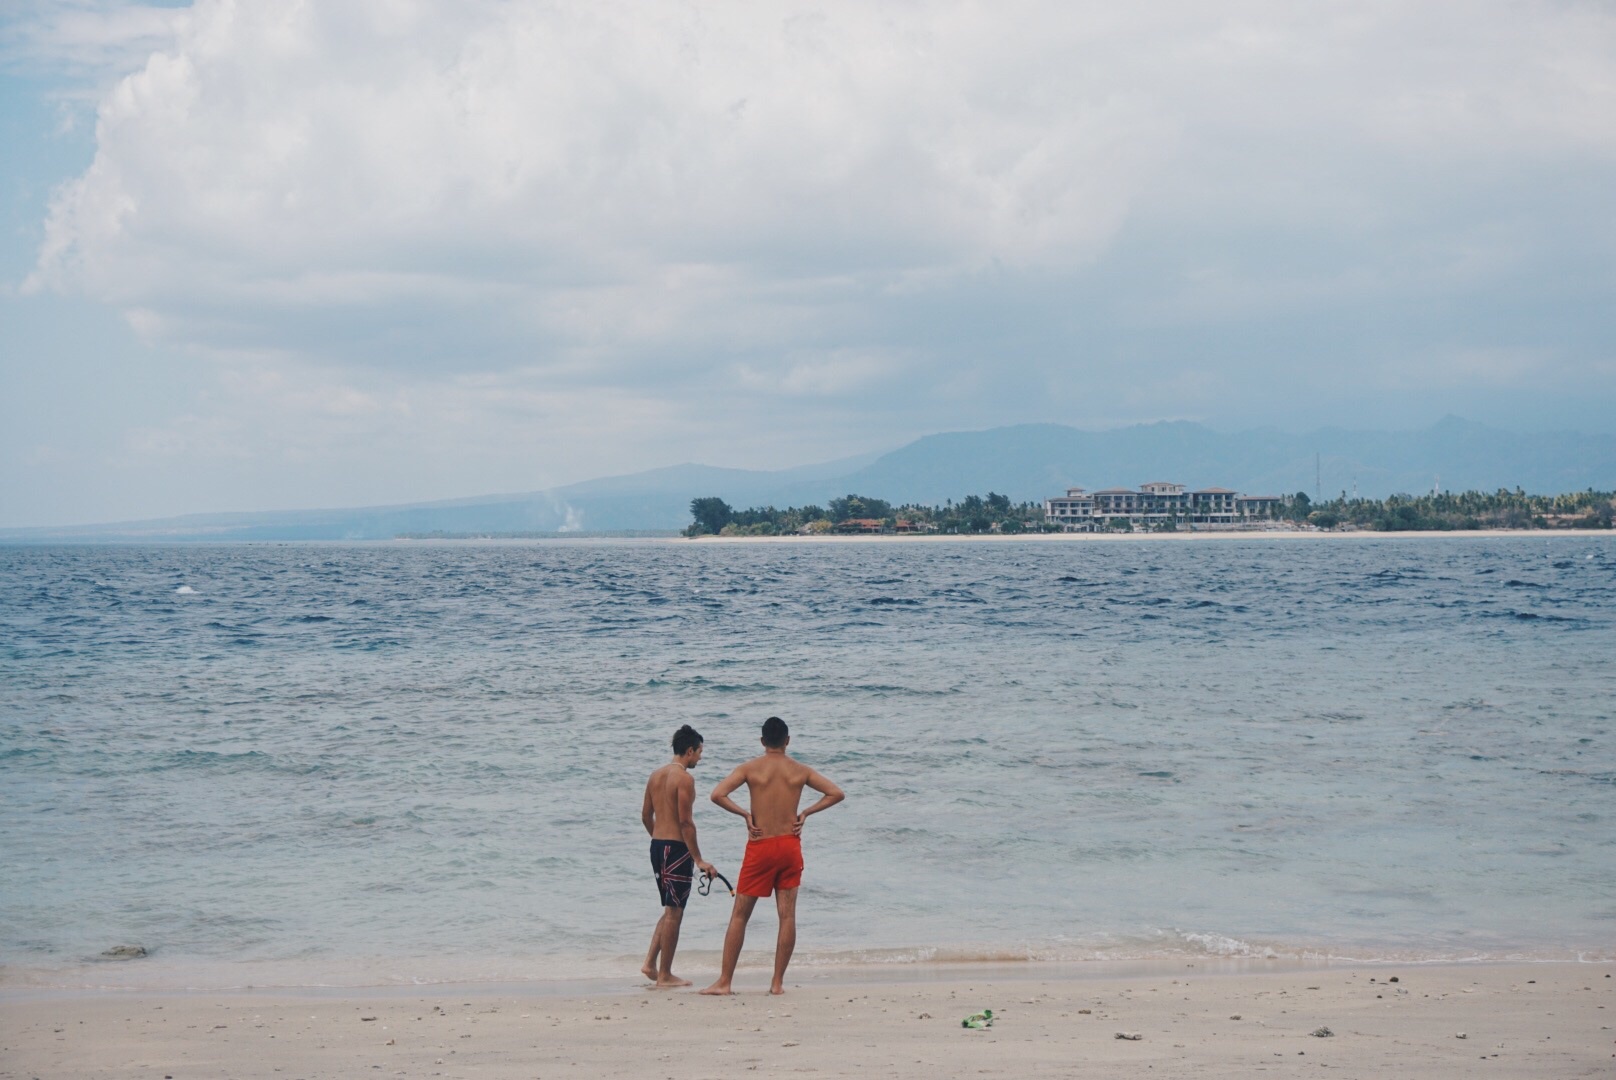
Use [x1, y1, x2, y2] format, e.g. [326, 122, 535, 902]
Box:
[641, 724, 716, 987]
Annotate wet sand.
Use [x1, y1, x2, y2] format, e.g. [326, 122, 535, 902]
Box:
[4, 962, 1611, 1078]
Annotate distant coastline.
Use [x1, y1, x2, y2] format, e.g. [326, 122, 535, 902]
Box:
[681, 485, 1615, 538]
[682, 528, 1614, 543]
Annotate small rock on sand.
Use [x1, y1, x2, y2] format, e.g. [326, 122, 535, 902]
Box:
[99, 945, 147, 960]
[1115, 1031, 1142, 1041]
[1311, 1026, 1334, 1038]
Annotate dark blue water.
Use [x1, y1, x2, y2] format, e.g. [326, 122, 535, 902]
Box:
[2, 536, 1612, 989]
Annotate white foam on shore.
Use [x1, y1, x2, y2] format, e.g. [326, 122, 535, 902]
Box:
[5, 934, 1607, 995]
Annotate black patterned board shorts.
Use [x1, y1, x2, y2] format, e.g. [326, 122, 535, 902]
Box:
[650, 838, 693, 909]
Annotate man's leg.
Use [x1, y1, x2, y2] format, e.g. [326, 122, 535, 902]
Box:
[700, 895, 758, 995]
[642, 915, 664, 981]
[769, 887, 798, 995]
[654, 906, 689, 987]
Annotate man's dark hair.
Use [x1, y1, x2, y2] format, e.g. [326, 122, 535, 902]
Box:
[672, 724, 703, 756]
[761, 716, 789, 748]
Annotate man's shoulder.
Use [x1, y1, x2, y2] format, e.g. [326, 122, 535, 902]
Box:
[750, 753, 811, 778]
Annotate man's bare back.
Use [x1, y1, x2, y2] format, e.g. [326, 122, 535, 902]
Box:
[644, 762, 698, 842]
[717, 752, 837, 839]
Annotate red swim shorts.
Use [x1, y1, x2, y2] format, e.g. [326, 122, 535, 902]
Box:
[737, 835, 804, 897]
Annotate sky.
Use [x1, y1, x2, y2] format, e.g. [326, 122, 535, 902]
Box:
[2, 1, 1614, 527]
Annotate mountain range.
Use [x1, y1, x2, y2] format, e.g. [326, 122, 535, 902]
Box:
[5, 416, 1613, 541]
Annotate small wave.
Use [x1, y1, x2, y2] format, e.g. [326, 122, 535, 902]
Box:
[1501, 611, 1578, 623]
[867, 597, 920, 606]
[174, 585, 196, 595]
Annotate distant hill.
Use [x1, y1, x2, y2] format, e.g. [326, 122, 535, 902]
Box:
[823, 416, 1616, 505]
[4, 417, 1612, 541]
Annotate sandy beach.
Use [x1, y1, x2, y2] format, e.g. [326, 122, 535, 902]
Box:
[4, 962, 1611, 1079]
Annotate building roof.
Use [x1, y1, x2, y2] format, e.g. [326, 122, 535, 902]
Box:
[1093, 488, 1136, 495]
[1193, 487, 1236, 494]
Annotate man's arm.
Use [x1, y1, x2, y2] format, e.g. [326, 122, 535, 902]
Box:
[676, 774, 714, 877]
[641, 777, 656, 836]
[792, 768, 845, 835]
[710, 765, 761, 840]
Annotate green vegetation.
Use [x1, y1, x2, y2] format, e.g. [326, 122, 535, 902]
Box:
[1301, 488, 1615, 531]
[684, 493, 1048, 536]
[685, 488, 1615, 536]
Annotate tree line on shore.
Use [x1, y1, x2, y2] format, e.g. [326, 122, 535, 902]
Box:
[687, 488, 1616, 536]
[1295, 488, 1614, 531]
[687, 493, 1044, 536]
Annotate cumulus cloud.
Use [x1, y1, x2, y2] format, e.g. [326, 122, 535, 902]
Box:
[14, 0, 1616, 505]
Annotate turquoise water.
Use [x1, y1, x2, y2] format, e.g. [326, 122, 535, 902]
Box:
[1, 537, 1612, 988]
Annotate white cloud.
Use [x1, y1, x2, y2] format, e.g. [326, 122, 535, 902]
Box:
[2, 1, 187, 84]
[7, 0, 1616, 524]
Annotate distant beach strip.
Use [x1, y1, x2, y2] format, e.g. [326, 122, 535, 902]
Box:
[683, 484, 1615, 537]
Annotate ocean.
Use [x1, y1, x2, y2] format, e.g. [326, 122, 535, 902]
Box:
[2, 536, 1612, 990]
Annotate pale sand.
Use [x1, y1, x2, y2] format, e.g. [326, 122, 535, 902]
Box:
[5, 963, 1611, 1078]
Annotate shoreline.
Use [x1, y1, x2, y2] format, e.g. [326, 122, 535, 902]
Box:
[4, 953, 1610, 1002]
[5, 961, 1609, 1077]
[3, 528, 1609, 546]
[682, 528, 1613, 544]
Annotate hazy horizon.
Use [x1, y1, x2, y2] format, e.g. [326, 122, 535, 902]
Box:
[4, 3, 1614, 528]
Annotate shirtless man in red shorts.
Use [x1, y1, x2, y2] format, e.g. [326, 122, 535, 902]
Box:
[700, 716, 844, 996]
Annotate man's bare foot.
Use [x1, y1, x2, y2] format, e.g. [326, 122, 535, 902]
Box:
[641, 963, 657, 982]
[699, 982, 733, 996]
[654, 974, 692, 988]
[769, 983, 786, 995]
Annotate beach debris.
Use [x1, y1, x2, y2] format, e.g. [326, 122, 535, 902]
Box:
[1229, 1014, 1242, 1020]
[781, 1041, 799, 1047]
[98, 945, 147, 960]
[1456, 1032, 1467, 1039]
[917, 1013, 931, 1020]
[1311, 1026, 1334, 1038]
[361, 1016, 378, 1022]
[1389, 976, 1399, 983]
[961, 1009, 994, 1029]
[1077, 1009, 1092, 1015]
[1114, 1031, 1143, 1041]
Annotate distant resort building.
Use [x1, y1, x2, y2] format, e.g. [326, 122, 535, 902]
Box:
[1045, 482, 1284, 531]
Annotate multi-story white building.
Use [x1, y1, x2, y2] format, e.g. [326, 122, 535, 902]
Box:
[1044, 483, 1285, 530]
[1044, 487, 1096, 528]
